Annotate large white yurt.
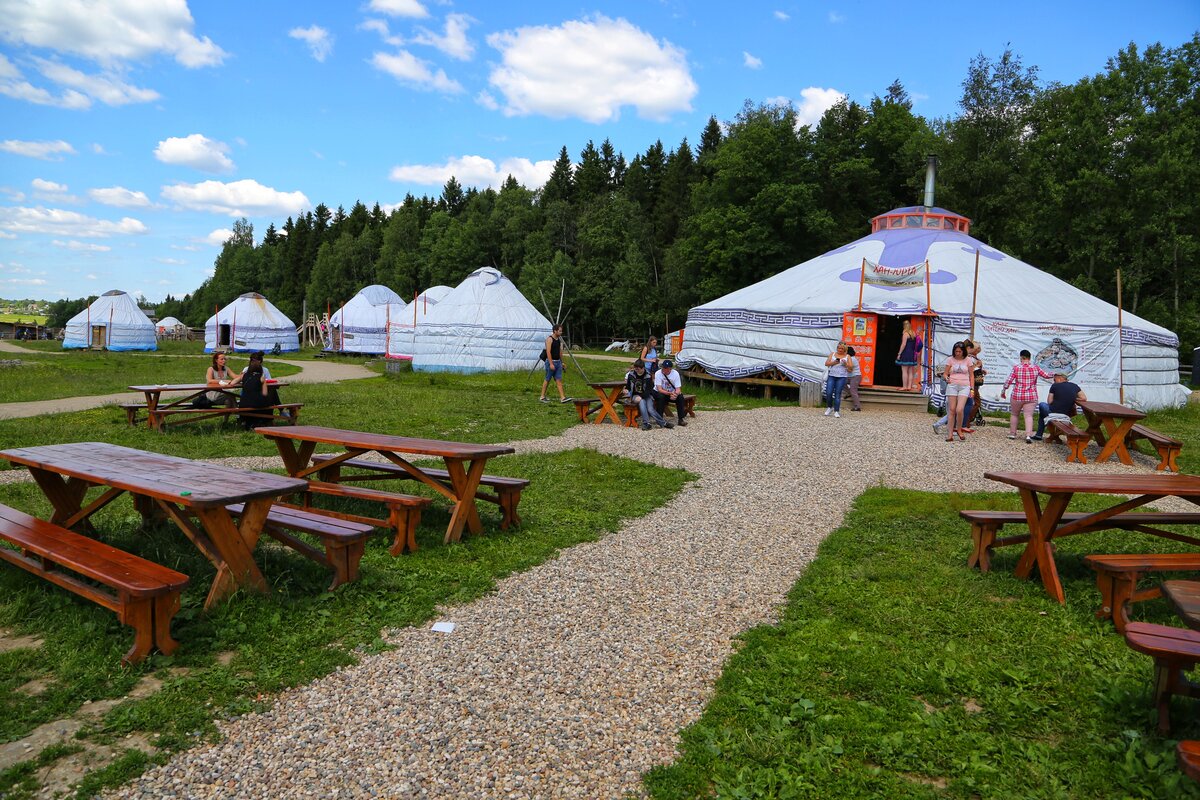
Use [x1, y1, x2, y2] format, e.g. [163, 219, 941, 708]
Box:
[204, 292, 299, 353]
[676, 205, 1189, 410]
[62, 290, 157, 351]
[328, 284, 406, 355]
[386, 285, 452, 359]
[411, 268, 552, 373]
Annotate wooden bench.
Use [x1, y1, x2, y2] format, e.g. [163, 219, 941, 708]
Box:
[295, 480, 431, 556]
[621, 395, 697, 427]
[0, 502, 189, 665]
[1123, 621, 1200, 733]
[122, 403, 303, 429]
[573, 398, 600, 422]
[225, 502, 374, 590]
[309, 455, 529, 531]
[1127, 423, 1183, 472]
[1044, 418, 1090, 463]
[1179, 740, 1200, 782]
[1083, 556, 1200, 633]
[962, 509, 1200, 574]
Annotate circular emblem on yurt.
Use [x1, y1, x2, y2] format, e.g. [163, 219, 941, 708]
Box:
[1035, 337, 1078, 376]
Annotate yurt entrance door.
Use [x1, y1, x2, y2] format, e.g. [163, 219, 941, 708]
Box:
[90, 325, 106, 349]
[218, 324, 232, 347]
[844, 313, 932, 388]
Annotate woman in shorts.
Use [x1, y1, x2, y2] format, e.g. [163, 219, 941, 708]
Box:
[942, 341, 975, 442]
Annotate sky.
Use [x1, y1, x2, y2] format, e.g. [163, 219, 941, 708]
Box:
[1, 1, 1197, 304]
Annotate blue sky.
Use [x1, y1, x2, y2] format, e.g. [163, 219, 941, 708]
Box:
[1, 0, 1196, 304]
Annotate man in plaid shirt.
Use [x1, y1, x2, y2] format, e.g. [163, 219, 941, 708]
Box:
[1000, 349, 1054, 443]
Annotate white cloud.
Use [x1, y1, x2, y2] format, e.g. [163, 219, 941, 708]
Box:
[170, 243, 199, 251]
[0, 186, 25, 202]
[828, 11, 846, 23]
[412, 13, 473, 60]
[389, 154, 556, 191]
[0, 52, 92, 108]
[162, 179, 310, 218]
[30, 58, 160, 106]
[0, 206, 148, 238]
[370, 50, 462, 93]
[85, 273, 98, 280]
[0, 0, 226, 67]
[774, 11, 790, 21]
[368, 0, 428, 18]
[475, 90, 498, 110]
[91, 143, 107, 155]
[31, 178, 67, 193]
[789, 86, 847, 127]
[0, 277, 47, 286]
[204, 228, 233, 246]
[155, 257, 186, 265]
[0, 53, 16, 79]
[89, 186, 151, 208]
[743, 51, 762, 69]
[486, 16, 697, 123]
[154, 134, 235, 173]
[359, 18, 404, 46]
[52, 239, 111, 252]
[0, 139, 76, 160]
[289, 25, 333, 62]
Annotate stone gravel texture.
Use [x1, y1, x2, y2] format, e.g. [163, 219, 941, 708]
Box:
[52, 405, 1185, 798]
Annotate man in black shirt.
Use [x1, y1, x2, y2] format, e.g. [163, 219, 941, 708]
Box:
[539, 325, 569, 403]
[1033, 372, 1087, 440]
[626, 359, 672, 430]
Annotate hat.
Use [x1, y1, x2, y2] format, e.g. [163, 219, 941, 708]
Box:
[661, 359, 673, 368]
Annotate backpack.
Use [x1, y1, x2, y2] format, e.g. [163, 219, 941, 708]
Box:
[915, 335, 924, 353]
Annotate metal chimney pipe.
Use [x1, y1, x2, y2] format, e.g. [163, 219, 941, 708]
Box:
[923, 154, 938, 208]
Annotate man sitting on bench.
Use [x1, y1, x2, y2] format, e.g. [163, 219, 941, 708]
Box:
[1033, 372, 1086, 441]
[627, 359, 672, 430]
[653, 360, 688, 427]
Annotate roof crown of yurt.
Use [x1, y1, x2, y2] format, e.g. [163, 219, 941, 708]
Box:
[676, 156, 1188, 411]
[204, 292, 300, 353]
[62, 289, 157, 351]
[328, 284, 406, 355]
[410, 268, 552, 373]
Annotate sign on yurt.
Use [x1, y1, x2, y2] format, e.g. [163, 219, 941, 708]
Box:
[204, 292, 299, 353]
[411, 268, 552, 373]
[62, 290, 157, 351]
[386, 285, 452, 359]
[677, 204, 1189, 411]
[328, 285, 406, 355]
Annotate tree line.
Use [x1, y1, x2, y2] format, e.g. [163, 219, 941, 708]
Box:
[47, 37, 1200, 358]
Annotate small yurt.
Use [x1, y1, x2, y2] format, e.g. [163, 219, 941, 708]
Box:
[62, 290, 157, 350]
[386, 285, 452, 359]
[155, 316, 185, 338]
[411, 268, 552, 373]
[328, 285, 406, 355]
[204, 292, 299, 353]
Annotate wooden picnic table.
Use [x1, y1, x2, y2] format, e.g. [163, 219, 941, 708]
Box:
[0, 442, 309, 609]
[587, 381, 627, 425]
[256, 426, 516, 544]
[1163, 580, 1200, 631]
[1076, 398, 1147, 466]
[983, 471, 1200, 604]
[127, 382, 289, 431]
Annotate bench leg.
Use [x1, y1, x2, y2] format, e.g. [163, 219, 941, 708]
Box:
[498, 489, 523, 531]
[1151, 444, 1177, 472]
[317, 464, 343, 483]
[388, 506, 422, 556]
[1066, 439, 1088, 464]
[623, 405, 637, 427]
[325, 539, 364, 591]
[967, 523, 999, 572]
[120, 596, 155, 666]
[1095, 572, 1140, 633]
[153, 592, 182, 655]
[686, 396, 697, 418]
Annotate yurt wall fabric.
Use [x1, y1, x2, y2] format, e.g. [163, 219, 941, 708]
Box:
[329, 284, 405, 355]
[411, 269, 552, 373]
[386, 285, 452, 358]
[62, 290, 157, 351]
[204, 292, 299, 353]
[676, 206, 1188, 411]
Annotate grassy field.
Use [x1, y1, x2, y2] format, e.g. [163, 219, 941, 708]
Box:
[0, 315, 47, 326]
[644, 486, 1200, 800]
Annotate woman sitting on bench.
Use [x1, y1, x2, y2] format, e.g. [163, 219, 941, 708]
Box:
[202, 352, 243, 407]
[237, 361, 272, 428]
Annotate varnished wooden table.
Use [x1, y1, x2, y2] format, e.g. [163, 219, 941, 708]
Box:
[127, 382, 287, 431]
[587, 381, 627, 425]
[257, 426, 516, 544]
[0, 442, 308, 609]
[1163, 580, 1200, 631]
[984, 471, 1200, 604]
[1076, 399, 1147, 466]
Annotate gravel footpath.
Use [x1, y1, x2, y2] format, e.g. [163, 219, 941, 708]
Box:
[74, 406, 1176, 799]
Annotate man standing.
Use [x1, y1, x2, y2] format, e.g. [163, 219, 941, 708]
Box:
[1000, 349, 1055, 443]
[653, 359, 688, 426]
[626, 359, 672, 430]
[1032, 373, 1086, 441]
[539, 324, 568, 404]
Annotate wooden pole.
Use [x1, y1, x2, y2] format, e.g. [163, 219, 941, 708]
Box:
[857, 258, 866, 310]
[1117, 269, 1125, 404]
[969, 249, 981, 340]
[925, 259, 932, 312]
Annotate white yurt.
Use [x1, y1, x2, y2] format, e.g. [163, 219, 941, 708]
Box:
[328, 284, 406, 355]
[411, 268, 552, 373]
[676, 205, 1189, 410]
[386, 285, 452, 359]
[62, 290, 157, 351]
[204, 292, 299, 353]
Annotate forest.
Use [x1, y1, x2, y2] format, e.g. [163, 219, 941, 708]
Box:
[46, 38, 1200, 358]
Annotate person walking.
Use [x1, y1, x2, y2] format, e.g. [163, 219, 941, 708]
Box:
[1000, 349, 1054, 443]
[942, 341, 976, 442]
[823, 342, 851, 418]
[639, 336, 660, 376]
[539, 324, 569, 404]
[843, 346, 863, 412]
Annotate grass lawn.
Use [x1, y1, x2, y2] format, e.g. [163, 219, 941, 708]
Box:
[644, 485, 1200, 800]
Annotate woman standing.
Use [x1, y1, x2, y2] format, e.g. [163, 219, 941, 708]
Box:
[640, 336, 660, 375]
[942, 341, 975, 441]
[895, 320, 921, 391]
[844, 346, 862, 412]
[823, 342, 851, 418]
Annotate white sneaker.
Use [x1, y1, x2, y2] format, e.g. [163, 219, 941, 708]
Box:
[823, 408, 832, 416]
[834, 411, 841, 418]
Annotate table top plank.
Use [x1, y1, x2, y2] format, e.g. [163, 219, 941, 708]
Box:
[588, 381, 627, 389]
[0, 443, 307, 508]
[128, 382, 286, 392]
[1076, 399, 1147, 420]
[256, 426, 515, 460]
[984, 471, 1200, 496]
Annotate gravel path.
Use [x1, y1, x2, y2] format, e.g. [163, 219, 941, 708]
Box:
[85, 407, 1179, 799]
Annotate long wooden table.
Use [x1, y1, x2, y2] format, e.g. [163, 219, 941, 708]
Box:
[587, 381, 627, 425]
[984, 471, 1200, 604]
[126, 382, 288, 431]
[1076, 399, 1147, 466]
[256, 426, 516, 544]
[0, 442, 309, 609]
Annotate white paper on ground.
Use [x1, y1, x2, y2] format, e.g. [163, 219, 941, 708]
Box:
[431, 621, 456, 633]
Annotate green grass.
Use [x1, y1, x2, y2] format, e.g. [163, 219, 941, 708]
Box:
[0, 314, 47, 325]
[644, 487, 1200, 800]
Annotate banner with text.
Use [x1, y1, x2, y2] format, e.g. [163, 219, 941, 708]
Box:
[862, 260, 926, 288]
